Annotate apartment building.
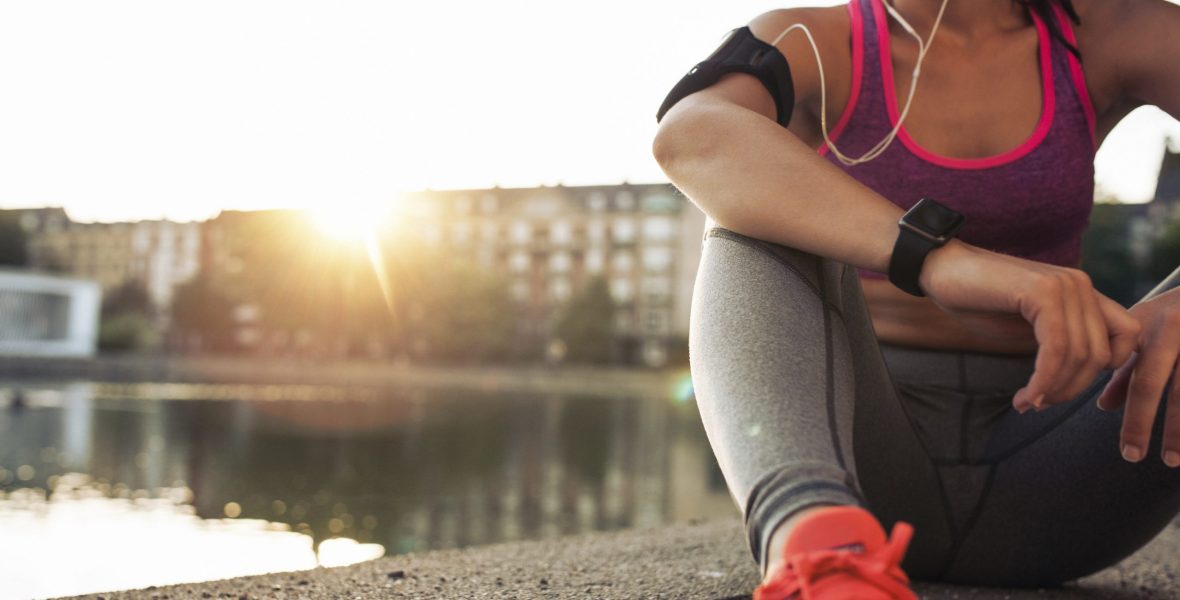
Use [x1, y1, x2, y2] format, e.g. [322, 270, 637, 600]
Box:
[23, 212, 201, 315]
[401, 183, 706, 367]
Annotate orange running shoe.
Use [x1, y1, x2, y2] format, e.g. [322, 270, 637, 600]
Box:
[753, 505, 917, 600]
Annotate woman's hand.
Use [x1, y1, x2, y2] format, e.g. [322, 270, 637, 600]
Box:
[1096, 287, 1180, 465]
[919, 241, 1141, 413]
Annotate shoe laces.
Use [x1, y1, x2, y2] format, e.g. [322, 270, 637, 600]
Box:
[754, 522, 916, 600]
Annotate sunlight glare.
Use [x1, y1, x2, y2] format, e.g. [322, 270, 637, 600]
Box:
[306, 200, 393, 244]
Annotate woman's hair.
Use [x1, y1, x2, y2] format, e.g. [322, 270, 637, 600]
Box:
[1017, 0, 1082, 59]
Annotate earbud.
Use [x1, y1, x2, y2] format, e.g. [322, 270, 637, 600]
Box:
[770, 0, 949, 166]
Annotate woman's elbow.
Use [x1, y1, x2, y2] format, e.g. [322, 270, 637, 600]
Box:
[651, 107, 691, 173]
[652, 101, 720, 181]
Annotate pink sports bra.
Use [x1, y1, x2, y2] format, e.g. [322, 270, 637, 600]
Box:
[820, 0, 1098, 279]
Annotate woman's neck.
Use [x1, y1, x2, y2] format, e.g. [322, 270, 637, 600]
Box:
[890, 0, 1031, 44]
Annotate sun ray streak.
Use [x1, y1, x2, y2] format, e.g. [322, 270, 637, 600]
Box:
[364, 231, 397, 321]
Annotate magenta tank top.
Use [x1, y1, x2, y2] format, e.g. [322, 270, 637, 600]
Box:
[822, 0, 1098, 280]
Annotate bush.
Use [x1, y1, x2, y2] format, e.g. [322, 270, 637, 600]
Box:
[99, 314, 161, 352]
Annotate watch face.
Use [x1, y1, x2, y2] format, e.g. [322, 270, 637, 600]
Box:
[905, 198, 965, 237]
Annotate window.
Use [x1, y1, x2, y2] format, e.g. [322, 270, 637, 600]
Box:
[422, 224, 442, 245]
[450, 222, 472, 243]
[611, 278, 634, 302]
[481, 221, 499, 242]
[612, 219, 636, 243]
[587, 220, 606, 244]
[587, 192, 608, 212]
[551, 220, 571, 245]
[616, 191, 636, 211]
[642, 276, 672, 295]
[510, 251, 530, 272]
[642, 247, 673, 271]
[549, 252, 571, 273]
[550, 278, 572, 302]
[643, 216, 675, 241]
[611, 252, 634, 272]
[644, 310, 666, 333]
[585, 250, 604, 273]
[511, 220, 531, 244]
[480, 194, 498, 213]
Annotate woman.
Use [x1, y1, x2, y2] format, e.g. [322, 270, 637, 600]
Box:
[652, 0, 1180, 597]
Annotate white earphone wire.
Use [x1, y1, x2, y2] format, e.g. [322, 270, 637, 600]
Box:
[769, 0, 949, 166]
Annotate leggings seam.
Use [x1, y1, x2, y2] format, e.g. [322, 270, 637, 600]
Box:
[891, 381, 961, 552]
[704, 227, 846, 319]
[821, 260, 848, 471]
[937, 465, 998, 579]
[958, 353, 971, 461]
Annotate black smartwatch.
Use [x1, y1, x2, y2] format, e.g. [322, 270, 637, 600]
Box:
[888, 197, 965, 297]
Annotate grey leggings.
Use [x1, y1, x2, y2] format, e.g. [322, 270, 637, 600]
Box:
[690, 225, 1180, 587]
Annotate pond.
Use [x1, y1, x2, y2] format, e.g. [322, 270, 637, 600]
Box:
[0, 380, 736, 600]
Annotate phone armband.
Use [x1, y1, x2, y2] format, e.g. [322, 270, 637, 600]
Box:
[656, 26, 795, 127]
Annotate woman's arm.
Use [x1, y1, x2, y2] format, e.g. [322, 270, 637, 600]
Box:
[653, 8, 1139, 413]
[1080, 0, 1180, 462]
[652, 8, 906, 273]
[1088, 0, 1180, 122]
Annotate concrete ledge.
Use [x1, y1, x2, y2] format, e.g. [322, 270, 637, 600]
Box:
[64, 519, 1180, 599]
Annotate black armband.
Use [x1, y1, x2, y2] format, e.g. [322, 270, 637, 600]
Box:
[655, 26, 795, 127]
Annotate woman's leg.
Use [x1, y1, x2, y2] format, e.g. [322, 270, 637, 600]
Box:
[689, 225, 954, 578]
[934, 269, 1180, 586]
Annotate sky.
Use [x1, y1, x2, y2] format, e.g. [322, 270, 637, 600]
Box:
[0, 0, 1177, 223]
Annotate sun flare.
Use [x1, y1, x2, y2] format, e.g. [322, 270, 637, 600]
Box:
[306, 200, 393, 244]
[303, 199, 400, 318]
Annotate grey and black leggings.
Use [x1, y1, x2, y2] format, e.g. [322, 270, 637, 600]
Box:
[690, 224, 1180, 586]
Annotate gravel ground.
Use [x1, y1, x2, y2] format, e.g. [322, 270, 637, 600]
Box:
[62, 519, 1180, 600]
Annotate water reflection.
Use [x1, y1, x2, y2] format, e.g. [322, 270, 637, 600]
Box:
[0, 381, 734, 599]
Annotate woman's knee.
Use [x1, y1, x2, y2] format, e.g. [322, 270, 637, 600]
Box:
[699, 225, 836, 299]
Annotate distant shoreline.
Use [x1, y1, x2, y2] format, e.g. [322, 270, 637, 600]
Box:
[0, 354, 688, 399]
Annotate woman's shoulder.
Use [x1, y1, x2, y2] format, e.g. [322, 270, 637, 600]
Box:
[745, 5, 854, 110]
[1066, 0, 1179, 124]
[746, 4, 850, 50]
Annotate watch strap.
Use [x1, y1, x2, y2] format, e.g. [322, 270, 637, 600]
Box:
[888, 224, 938, 297]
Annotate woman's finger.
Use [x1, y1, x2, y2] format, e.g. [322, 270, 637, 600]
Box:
[1097, 293, 1142, 369]
[1016, 277, 1069, 409]
[1097, 352, 1137, 411]
[1160, 360, 1180, 467]
[1078, 273, 1113, 372]
[1040, 274, 1088, 407]
[1121, 312, 1180, 462]
[1044, 273, 1110, 408]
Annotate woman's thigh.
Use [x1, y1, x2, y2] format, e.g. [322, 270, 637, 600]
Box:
[942, 371, 1180, 586]
[942, 272, 1180, 586]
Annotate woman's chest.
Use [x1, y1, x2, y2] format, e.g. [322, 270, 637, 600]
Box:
[839, 144, 1095, 263]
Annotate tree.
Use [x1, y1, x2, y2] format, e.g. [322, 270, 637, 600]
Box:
[97, 279, 159, 352]
[102, 279, 154, 318]
[171, 273, 237, 352]
[1080, 204, 1140, 307]
[552, 277, 616, 364]
[403, 259, 516, 363]
[0, 211, 28, 267]
[1150, 218, 1180, 292]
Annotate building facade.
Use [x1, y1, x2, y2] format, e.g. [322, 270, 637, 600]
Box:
[401, 183, 706, 367]
[22, 213, 201, 316]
